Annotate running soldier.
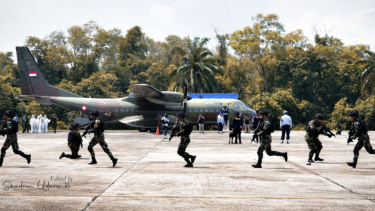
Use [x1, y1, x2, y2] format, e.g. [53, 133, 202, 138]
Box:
[252, 110, 288, 168]
[82, 111, 118, 167]
[60, 123, 83, 159]
[347, 110, 375, 168]
[169, 112, 196, 167]
[0, 110, 31, 167]
[305, 114, 335, 165]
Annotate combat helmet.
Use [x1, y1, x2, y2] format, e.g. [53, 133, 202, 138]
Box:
[349, 110, 359, 117]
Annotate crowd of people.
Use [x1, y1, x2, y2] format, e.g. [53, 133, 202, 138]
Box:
[1, 113, 58, 133]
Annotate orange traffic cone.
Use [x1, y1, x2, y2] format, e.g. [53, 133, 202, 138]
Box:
[156, 126, 160, 135]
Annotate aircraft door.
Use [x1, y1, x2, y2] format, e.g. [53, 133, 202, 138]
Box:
[220, 103, 230, 131]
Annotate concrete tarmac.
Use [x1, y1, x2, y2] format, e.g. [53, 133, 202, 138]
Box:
[0, 130, 374, 211]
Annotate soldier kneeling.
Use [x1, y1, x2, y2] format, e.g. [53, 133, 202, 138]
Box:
[60, 123, 83, 159]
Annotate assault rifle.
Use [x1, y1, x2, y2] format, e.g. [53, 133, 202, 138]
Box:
[169, 124, 179, 142]
[347, 131, 354, 145]
[323, 125, 336, 138]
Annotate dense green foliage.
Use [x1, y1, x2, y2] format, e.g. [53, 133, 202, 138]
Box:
[0, 14, 374, 129]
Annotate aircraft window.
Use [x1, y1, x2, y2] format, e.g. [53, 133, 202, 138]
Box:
[194, 108, 197, 112]
[121, 108, 124, 112]
[210, 108, 213, 112]
[115, 108, 118, 112]
[205, 108, 208, 112]
[131, 108, 134, 111]
[234, 104, 240, 110]
[200, 108, 203, 112]
[126, 108, 129, 112]
[215, 108, 219, 112]
[242, 103, 250, 109]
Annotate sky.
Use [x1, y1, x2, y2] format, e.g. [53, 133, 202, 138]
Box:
[1, 0, 375, 59]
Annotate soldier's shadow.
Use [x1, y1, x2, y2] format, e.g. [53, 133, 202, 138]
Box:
[95, 166, 123, 168]
[17, 166, 34, 168]
[192, 167, 210, 169]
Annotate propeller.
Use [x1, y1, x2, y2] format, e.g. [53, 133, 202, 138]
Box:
[183, 78, 188, 115]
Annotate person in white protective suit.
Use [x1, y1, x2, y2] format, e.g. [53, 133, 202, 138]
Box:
[44, 115, 50, 133]
[30, 115, 35, 133]
[38, 115, 43, 133]
[34, 115, 39, 133]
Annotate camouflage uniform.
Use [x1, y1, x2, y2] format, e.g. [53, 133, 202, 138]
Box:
[335, 123, 342, 135]
[51, 117, 57, 133]
[22, 116, 30, 133]
[87, 119, 113, 158]
[256, 118, 285, 163]
[61, 129, 82, 159]
[351, 119, 375, 161]
[157, 116, 163, 133]
[305, 120, 328, 162]
[174, 120, 195, 166]
[0, 118, 31, 166]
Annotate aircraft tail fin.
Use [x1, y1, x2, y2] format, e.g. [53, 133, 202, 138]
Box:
[16, 46, 81, 98]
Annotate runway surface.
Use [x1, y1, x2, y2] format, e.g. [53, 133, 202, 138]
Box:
[0, 130, 374, 210]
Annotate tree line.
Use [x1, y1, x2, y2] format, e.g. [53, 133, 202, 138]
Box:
[0, 14, 374, 130]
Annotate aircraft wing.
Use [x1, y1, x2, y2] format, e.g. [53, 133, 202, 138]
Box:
[128, 84, 183, 106]
[129, 84, 164, 99]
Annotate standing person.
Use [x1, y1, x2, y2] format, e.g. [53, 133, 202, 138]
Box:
[156, 113, 163, 134]
[60, 123, 83, 159]
[232, 112, 243, 144]
[0, 110, 31, 167]
[22, 114, 30, 133]
[217, 113, 225, 134]
[280, 111, 293, 144]
[170, 112, 196, 167]
[335, 122, 342, 135]
[347, 111, 375, 168]
[197, 114, 205, 134]
[161, 114, 169, 139]
[82, 111, 118, 167]
[244, 115, 251, 134]
[44, 115, 49, 133]
[252, 110, 288, 168]
[221, 106, 229, 125]
[51, 114, 58, 133]
[305, 114, 334, 165]
[13, 114, 19, 123]
[30, 115, 35, 133]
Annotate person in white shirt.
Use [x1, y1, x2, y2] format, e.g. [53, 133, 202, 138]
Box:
[217, 113, 225, 134]
[161, 114, 169, 139]
[280, 111, 293, 144]
[30, 115, 35, 133]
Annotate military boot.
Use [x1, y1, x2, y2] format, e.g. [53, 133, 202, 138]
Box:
[88, 156, 97, 165]
[59, 152, 66, 159]
[184, 157, 193, 167]
[190, 155, 196, 165]
[307, 156, 314, 165]
[252, 160, 262, 168]
[347, 158, 358, 168]
[109, 155, 118, 167]
[18, 151, 31, 164]
[282, 152, 288, 162]
[314, 157, 324, 162]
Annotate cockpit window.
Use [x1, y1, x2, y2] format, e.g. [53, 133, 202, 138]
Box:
[234, 104, 240, 110]
[242, 103, 250, 109]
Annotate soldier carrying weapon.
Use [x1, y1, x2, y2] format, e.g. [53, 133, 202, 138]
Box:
[347, 110, 375, 168]
[82, 111, 118, 167]
[0, 110, 31, 167]
[169, 112, 196, 167]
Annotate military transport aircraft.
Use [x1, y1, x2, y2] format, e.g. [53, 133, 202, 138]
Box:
[16, 46, 255, 131]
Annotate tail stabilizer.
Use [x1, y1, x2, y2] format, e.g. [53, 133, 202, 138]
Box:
[16, 46, 81, 98]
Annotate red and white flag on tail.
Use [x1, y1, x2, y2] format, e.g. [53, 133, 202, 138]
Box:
[29, 71, 37, 77]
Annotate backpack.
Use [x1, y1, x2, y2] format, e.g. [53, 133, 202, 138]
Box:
[183, 122, 193, 136]
[68, 131, 79, 143]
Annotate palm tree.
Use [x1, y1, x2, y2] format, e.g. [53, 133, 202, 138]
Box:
[358, 50, 375, 97]
[171, 37, 225, 93]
